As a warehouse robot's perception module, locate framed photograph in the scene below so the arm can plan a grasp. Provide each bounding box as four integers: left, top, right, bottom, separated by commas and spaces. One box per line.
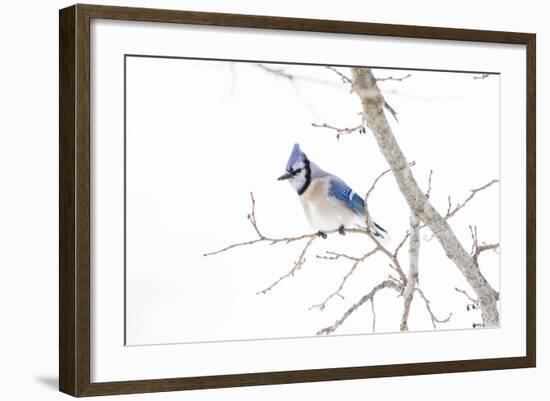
59, 4, 536, 397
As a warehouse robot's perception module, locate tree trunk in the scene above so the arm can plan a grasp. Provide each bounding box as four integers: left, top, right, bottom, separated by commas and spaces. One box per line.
351, 68, 499, 326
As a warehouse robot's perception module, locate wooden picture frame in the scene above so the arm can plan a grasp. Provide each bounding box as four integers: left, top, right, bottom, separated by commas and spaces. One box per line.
59, 3, 536, 397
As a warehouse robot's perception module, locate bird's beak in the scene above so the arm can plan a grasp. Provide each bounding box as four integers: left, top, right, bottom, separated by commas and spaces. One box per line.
277, 172, 292, 181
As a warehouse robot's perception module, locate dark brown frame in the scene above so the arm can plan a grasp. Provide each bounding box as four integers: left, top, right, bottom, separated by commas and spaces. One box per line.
59, 3, 536, 397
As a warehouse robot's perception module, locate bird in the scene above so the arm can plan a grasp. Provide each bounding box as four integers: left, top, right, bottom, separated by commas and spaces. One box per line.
277, 143, 387, 239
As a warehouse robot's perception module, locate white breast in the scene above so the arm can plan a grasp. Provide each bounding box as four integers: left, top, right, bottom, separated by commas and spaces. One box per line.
299, 177, 363, 232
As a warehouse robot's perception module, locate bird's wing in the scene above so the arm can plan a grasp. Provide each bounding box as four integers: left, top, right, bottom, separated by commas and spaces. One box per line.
327, 176, 365, 216
328, 176, 388, 238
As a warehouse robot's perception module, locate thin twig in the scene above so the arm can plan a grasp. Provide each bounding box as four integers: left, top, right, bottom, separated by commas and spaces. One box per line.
475, 243, 500, 258
256, 63, 342, 88
256, 64, 294, 80
469, 225, 500, 266
203, 237, 266, 257
317, 280, 402, 335
415, 288, 452, 329
426, 169, 434, 199
388, 275, 402, 286
455, 287, 479, 306
203, 193, 322, 256
446, 196, 453, 216
376, 73, 412, 82
422, 179, 499, 240
256, 237, 316, 294
370, 298, 377, 332
326, 66, 352, 84
315, 251, 363, 262
384, 101, 399, 123
311, 122, 364, 139
469, 225, 478, 255
366, 161, 416, 201
446, 180, 499, 219
393, 232, 410, 258
366, 231, 407, 285
358, 165, 402, 291
309, 248, 379, 311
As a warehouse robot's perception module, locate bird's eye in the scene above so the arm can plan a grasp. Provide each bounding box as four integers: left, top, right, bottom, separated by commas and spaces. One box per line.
293, 168, 302, 175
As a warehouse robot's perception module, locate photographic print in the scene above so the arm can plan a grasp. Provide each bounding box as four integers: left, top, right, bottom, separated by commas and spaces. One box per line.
60, 5, 535, 395
124, 57, 500, 346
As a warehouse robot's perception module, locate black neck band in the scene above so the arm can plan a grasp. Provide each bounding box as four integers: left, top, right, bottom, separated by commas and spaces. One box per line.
297, 158, 311, 196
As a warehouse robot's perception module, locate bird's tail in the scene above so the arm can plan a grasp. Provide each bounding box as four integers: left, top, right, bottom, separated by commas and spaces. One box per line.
372, 221, 389, 240
365, 213, 389, 241
356, 216, 390, 242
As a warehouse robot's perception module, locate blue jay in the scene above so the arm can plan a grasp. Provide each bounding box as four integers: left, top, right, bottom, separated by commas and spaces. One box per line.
278, 143, 387, 239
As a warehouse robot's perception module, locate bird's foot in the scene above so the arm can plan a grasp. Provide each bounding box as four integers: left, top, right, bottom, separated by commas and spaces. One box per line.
338, 225, 346, 236
316, 231, 328, 239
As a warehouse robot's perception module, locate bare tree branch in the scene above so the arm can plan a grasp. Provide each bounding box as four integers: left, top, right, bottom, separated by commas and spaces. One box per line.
327, 65, 404, 122
365, 166, 392, 201
415, 288, 453, 329
256, 63, 343, 89
315, 251, 364, 262
204, 192, 403, 297
365, 159, 413, 201
387, 274, 402, 287
326, 66, 352, 84
366, 230, 408, 285
400, 214, 420, 331
256, 237, 316, 295
350, 67, 500, 326
311, 121, 365, 139
455, 286, 480, 311
203, 193, 318, 256
469, 225, 500, 268
377, 73, 412, 82
474, 243, 500, 259
473, 73, 490, 80
256, 64, 294, 80
383, 101, 399, 123
426, 169, 434, 199
446, 180, 499, 219
310, 218, 413, 313
309, 248, 379, 311
362, 161, 417, 286
393, 232, 410, 258
370, 298, 377, 332
423, 180, 498, 241
317, 280, 402, 335
455, 286, 478, 304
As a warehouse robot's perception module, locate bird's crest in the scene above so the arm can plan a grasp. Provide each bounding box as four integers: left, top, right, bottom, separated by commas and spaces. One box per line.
286, 143, 307, 171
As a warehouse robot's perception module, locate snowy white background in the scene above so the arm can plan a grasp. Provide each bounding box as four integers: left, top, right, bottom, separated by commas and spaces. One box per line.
125, 58, 500, 345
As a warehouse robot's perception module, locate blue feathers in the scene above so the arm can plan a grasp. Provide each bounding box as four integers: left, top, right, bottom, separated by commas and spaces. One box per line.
279, 143, 388, 238
327, 178, 388, 236
286, 143, 306, 172
328, 177, 365, 217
